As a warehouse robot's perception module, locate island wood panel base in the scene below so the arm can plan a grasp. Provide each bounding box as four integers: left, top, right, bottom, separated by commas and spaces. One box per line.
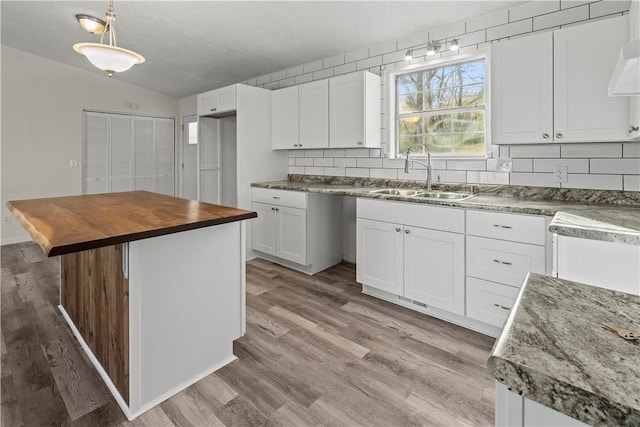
60, 244, 130, 404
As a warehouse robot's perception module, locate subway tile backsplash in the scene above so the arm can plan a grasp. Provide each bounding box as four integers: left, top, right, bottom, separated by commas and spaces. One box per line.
246, 0, 638, 192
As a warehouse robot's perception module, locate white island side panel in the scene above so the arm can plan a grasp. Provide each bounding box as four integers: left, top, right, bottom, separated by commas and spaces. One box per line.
128, 221, 245, 416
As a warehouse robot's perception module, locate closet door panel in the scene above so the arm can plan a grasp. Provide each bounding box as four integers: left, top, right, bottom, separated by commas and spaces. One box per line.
110, 116, 133, 191
134, 118, 155, 191
84, 113, 109, 194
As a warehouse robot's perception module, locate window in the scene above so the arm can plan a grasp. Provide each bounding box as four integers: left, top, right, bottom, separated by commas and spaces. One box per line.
391, 55, 487, 158
188, 121, 198, 144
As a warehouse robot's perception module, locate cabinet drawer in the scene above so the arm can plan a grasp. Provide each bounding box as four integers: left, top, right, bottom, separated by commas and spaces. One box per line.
467, 210, 547, 245
466, 277, 520, 328
467, 235, 546, 287
357, 198, 464, 233
252, 187, 307, 209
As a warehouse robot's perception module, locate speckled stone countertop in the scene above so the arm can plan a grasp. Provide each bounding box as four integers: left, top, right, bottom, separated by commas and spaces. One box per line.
488, 273, 640, 426
252, 175, 640, 245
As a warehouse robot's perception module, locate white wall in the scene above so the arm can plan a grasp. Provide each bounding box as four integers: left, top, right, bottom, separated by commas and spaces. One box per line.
242, 0, 639, 192
1, 46, 180, 245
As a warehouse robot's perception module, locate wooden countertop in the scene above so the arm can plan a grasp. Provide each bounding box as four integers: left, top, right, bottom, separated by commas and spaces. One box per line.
7, 191, 257, 257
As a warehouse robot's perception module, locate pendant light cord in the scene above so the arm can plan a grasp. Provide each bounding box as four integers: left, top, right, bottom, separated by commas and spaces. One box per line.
99, 0, 117, 47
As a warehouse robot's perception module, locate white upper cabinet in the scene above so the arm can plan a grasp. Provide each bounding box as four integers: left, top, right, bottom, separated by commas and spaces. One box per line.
554, 16, 629, 142
329, 71, 380, 148
198, 85, 236, 116
299, 79, 330, 149
492, 31, 553, 144
272, 85, 299, 150
492, 16, 630, 144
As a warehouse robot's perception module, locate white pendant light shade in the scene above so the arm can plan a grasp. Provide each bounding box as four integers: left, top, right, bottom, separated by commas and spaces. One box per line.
73, 0, 144, 76
74, 43, 144, 76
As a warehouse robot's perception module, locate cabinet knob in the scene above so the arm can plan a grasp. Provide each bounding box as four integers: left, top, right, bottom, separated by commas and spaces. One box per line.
275, 208, 279, 212
405, 229, 410, 234
630, 125, 639, 134
542, 133, 549, 139
293, 144, 298, 147
210, 108, 217, 112
395, 227, 401, 232
271, 207, 275, 211
555, 132, 563, 139
357, 141, 363, 146
299, 144, 303, 147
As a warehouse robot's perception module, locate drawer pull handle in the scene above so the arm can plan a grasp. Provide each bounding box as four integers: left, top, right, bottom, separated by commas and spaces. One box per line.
493, 259, 513, 266
395, 228, 401, 232
493, 224, 513, 229
494, 303, 510, 311
272, 196, 280, 199
405, 229, 410, 234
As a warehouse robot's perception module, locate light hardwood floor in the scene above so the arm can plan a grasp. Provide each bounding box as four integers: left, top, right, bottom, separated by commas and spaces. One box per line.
1, 242, 496, 426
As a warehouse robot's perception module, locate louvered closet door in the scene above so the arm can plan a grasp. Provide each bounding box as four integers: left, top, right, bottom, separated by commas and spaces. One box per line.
110, 116, 133, 192
155, 118, 175, 195
84, 113, 109, 194
134, 117, 154, 191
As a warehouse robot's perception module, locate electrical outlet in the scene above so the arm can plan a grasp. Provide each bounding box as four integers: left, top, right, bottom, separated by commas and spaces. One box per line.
2, 215, 12, 224
553, 166, 568, 183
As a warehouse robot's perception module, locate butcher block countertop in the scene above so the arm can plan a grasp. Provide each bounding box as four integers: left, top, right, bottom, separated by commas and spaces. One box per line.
7, 191, 257, 257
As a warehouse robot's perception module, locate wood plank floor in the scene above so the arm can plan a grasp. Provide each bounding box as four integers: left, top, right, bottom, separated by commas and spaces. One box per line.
1, 242, 496, 426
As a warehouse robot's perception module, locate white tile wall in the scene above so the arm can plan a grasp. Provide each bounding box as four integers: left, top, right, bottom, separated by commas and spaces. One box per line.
244, 1, 637, 191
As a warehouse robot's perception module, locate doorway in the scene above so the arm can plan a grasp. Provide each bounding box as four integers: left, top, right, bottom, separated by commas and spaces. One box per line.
181, 115, 198, 200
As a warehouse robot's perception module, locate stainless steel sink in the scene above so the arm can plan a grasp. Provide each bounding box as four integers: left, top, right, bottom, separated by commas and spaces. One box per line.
412, 191, 473, 200
369, 188, 423, 197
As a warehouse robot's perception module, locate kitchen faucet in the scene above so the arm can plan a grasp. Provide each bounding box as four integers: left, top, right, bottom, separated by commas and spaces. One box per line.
403, 142, 432, 191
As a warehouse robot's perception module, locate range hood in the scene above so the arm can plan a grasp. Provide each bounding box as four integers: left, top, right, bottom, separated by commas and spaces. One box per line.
608, 39, 640, 96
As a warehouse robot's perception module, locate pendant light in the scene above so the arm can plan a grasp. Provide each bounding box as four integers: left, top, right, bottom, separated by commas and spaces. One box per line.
73, 0, 144, 76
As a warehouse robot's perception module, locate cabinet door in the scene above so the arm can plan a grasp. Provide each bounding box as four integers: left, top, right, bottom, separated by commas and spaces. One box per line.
198, 86, 237, 116
251, 202, 277, 256
276, 206, 307, 264
403, 226, 465, 315
491, 31, 553, 144
356, 219, 404, 295
299, 80, 329, 149
329, 72, 365, 148
272, 86, 299, 150
554, 16, 629, 142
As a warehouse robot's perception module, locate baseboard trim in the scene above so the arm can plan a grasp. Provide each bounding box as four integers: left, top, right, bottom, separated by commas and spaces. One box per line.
1, 235, 31, 246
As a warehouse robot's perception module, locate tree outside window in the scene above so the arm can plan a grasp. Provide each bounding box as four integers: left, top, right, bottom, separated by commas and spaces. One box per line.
396, 59, 486, 157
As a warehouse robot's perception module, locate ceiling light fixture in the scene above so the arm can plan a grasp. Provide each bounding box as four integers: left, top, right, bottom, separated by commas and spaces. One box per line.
75, 14, 107, 34
73, 0, 144, 77
407, 38, 460, 59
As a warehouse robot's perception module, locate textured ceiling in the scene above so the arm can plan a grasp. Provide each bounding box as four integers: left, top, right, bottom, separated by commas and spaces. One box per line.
1, 1, 525, 98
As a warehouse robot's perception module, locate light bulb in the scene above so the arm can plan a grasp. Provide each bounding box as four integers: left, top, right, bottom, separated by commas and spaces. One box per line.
405, 49, 413, 61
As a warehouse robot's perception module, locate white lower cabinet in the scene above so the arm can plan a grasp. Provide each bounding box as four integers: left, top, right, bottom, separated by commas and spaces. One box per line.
403, 227, 465, 314
252, 202, 306, 264
555, 235, 640, 295
356, 218, 403, 295
356, 199, 465, 315
467, 278, 520, 327
466, 210, 550, 329
496, 382, 588, 427
251, 188, 342, 275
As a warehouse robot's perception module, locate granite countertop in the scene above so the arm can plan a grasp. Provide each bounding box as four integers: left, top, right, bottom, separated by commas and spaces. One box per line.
488, 273, 640, 426
252, 177, 640, 245
7, 191, 256, 256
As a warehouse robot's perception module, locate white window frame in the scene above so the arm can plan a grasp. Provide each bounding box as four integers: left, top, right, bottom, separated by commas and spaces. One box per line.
385, 49, 491, 160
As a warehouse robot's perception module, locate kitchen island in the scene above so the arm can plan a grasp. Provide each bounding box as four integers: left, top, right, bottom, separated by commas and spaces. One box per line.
488, 273, 640, 426
7, 191, 256, 420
